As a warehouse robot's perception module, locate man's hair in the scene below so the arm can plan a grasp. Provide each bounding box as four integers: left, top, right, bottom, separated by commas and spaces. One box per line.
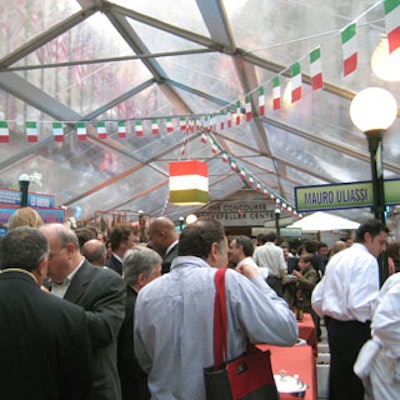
109, 223, 138, 251
82, 239, 107, 265
123, 246, 162, 286
178, 218, 225, 260
232, 235, 254, 257
0, 227, 49, 272
355, 218, 389, 243
265, 231, 277, 243
73, 227, 97, 248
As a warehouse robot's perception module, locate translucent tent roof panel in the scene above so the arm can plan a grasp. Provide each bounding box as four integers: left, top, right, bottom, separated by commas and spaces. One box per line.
0, 1, 80, 55
114, 0, 210, 37
0, 0, 399, 224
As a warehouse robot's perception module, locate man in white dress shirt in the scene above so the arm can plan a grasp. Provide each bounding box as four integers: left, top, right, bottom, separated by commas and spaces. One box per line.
312, 218, 388, 400
253, 231, 287, 296
354, 272, 400, 399
228, 235, 269, 279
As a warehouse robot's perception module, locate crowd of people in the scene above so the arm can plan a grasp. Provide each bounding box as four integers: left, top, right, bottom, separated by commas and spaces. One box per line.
1, 206, 400, 399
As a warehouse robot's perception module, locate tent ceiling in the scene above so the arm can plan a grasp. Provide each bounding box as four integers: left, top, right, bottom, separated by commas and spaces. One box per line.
0, 0, 399, 224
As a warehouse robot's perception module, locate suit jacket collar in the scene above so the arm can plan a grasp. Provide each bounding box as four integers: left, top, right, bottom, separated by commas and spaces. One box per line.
64, 259, 92, 303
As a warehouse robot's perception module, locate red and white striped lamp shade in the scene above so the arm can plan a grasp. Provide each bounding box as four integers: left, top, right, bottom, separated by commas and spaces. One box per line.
169, 160, 208, 205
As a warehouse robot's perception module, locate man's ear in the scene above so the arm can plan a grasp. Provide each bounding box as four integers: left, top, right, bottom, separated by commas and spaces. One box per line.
34, 257, 48, 286
208, 242, 219, 265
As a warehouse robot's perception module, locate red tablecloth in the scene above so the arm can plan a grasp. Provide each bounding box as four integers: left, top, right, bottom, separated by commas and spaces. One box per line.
297, 313, 318, 356
256, 344, 317, 400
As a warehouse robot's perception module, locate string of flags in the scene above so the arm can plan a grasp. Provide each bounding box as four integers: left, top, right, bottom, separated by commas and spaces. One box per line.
195, 125, 299, 216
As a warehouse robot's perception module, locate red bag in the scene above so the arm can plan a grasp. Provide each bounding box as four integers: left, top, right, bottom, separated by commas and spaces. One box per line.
203, 268, 279, 400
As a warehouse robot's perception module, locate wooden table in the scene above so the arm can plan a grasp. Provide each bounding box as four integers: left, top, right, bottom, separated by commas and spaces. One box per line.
297, 313, 318, 356
256, 344, 317, 400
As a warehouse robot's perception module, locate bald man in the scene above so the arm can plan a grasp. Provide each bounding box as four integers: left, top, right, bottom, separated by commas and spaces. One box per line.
148, 217, 179, 274
82, 239, 108, 267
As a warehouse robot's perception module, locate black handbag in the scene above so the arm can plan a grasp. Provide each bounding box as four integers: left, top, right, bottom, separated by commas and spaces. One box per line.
203, 268, 279, 400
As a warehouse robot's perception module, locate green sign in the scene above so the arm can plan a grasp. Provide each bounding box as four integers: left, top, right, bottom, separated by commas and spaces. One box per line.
295, 179, 400, 212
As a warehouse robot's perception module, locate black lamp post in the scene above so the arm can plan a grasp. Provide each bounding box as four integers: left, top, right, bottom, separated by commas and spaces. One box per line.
18, 174, 30, 208
179, 216, 185, 232
275, 208, 281, 244
350, 87, 397, 287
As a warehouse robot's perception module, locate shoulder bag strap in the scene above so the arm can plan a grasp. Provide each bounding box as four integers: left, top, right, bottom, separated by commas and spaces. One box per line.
213, 267, 228, 370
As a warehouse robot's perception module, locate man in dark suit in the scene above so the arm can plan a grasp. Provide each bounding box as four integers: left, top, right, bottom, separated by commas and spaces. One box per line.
106, 223, 140, 275
148, 217, 179, 274
40, 223, 126, 400
118, 246, 162, 400
0, 227, 92, 400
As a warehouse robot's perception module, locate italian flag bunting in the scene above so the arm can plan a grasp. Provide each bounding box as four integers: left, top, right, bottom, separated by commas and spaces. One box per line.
26, 121, 38, 143
245, 95, 252, 121
179, 116, 187, 131
248, 175, 255, 186
118, 121, 126, 138
53, 122, 64, 142
76, 122, 87, 141
97, 122, 107, 139
291, 62, 302, 103
258, 86, 265, 116
230, 159, 237, 172
239, 168, 246, 179
151, 119, 159, 135
222, 152, 229, 163
272, 76, 281, 110
256, 182, 262, 192
309, 47, 323, 90
166, 118, 174, 133
341, 23, 358, 76
135, 120, 143, 137
236, 100, 241, 125
0, 121, 9, 143
384, 0, 400, 53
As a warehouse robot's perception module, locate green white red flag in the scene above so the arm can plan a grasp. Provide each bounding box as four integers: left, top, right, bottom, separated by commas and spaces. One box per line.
118, 121, 126, 138
135, 120, 143, 136
245, 95, 252, 121
76, 122, 87, 141
211, 142, 219, 154
180, 116, 187, 131
341, 23, 358, 76
291, 62, 302, 103
222, 152, 228, 162
200, 132, 207, 144
309, 47, 323, 90
230, 159, 237, 172
0, 121, 9, 143
236, 100, 241, 125
258, 86, 265, 116
53, 122, 64, 142
166, 118, 174, 133
384, 0, 400, 53
227, 110, 233, 128
151, 119, 159, 134
272, 76, 281, 110
97, 122, 107, 139
26, 121, 38, 143
219, 111, 226, 130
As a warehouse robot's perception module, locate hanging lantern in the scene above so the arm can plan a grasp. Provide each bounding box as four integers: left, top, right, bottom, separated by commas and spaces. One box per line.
169, 160, 209, 205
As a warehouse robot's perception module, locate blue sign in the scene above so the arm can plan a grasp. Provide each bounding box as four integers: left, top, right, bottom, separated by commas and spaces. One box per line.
0, 188, 55, 209
0, 207, 64, 224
